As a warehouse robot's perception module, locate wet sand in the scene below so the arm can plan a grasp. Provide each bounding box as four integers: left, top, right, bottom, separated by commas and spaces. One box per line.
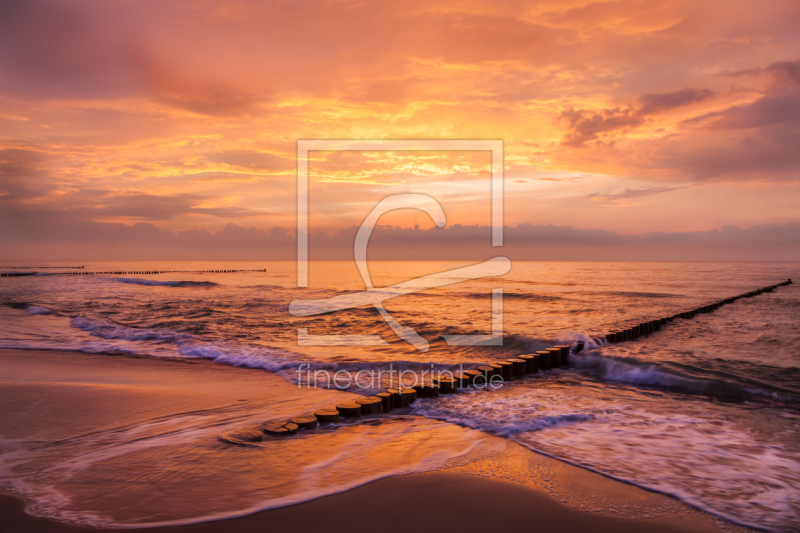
3, 472, 727, 533
0, 349, 745, 532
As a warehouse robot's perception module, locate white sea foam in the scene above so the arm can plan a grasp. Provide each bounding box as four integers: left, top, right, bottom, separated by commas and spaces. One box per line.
553, 330, 606, 350
573, 352, 708, 390
0, 416, 486, 528
25, 305, 51, 314
413, 385, 800, 532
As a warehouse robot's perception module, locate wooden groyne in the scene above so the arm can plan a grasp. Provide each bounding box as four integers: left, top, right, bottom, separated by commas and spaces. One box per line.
583, 278, 793, 350
0, 266, 85, 269
255, 278, 793, 440
1, 268, 267, 277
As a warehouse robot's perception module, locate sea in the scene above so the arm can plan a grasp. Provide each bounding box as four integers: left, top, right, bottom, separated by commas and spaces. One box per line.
0, 261, 798, 531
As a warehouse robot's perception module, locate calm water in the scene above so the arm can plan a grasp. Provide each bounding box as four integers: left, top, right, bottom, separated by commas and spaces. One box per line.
0, 261, 798, 531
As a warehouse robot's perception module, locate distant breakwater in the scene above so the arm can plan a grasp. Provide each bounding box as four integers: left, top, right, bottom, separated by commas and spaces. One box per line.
1, 268, 266, 277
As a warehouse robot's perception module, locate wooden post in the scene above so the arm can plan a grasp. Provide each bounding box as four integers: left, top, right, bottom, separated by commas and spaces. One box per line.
465, 369, 483, 385
423, 379, 441, 397
477, 365, 494, 379
507, 358, 526, 377
388, 388, 404, 407
498, 361, 514, 380
290, 416, 318, 430
453, 372, 471, 388
377, 392, 393, 412
435, 377, 456, 394
336, 402, 363, 418
536, 350, 551, 370
555, 345, 570, 366
475, 366, 494, 387
488, 363, 503, 377
263, 421, 300, 436
519, 354, 537, 373
547, 347, 562, 367
356, 396, 384, 415
401, 388, 417, 405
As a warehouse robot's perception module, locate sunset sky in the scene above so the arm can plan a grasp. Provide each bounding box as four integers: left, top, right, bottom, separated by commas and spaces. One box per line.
1, 0, 799, 260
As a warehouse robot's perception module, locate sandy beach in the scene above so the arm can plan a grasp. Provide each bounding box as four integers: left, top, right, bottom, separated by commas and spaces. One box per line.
2, 471, 731, 533
0, 348, 752, 533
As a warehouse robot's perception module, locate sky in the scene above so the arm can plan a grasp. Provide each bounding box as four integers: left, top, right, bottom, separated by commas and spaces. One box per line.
1, 0, 799, 260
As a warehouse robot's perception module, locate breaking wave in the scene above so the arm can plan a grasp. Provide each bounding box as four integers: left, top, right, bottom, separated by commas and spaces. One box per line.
114, 278, 218, 287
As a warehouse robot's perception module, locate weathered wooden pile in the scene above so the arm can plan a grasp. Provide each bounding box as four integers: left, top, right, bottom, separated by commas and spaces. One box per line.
259, 345, 572, 438
587, 279, 793, 347
257, 278, 793, 440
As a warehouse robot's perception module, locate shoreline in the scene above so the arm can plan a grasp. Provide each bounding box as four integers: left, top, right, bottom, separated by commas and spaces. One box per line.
2, 472, 731, 533
0, 348, 756, 533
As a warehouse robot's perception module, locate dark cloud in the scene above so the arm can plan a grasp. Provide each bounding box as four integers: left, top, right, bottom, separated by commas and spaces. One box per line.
722, 59, 800, 86
658, 73, 800, 180
560, 87, 715, 147
0, 148, 46, 176
707, 92, 800, 130
559, 107, 645, 147
0, 148, 59, 201
765, 60, 800, 85
2, 213, 799, 261
0, 0, 269, 115
0, 0, 142, 100
144, 71, 271, 116
559, 59, 800, 180
638, 88, 715, 116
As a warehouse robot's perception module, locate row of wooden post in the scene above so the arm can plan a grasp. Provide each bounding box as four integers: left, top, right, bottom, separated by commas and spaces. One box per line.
0, 269, 267, 277
0, 266, 85, 269
588, 279, 792, 346
260, 345, 573, 438
250, 278, 793, 440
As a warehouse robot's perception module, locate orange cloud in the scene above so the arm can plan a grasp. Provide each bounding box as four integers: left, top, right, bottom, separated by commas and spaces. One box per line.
1, 0, 799, 255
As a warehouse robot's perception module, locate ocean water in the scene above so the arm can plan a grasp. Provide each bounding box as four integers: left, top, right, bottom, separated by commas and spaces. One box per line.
0, 261, 798, 530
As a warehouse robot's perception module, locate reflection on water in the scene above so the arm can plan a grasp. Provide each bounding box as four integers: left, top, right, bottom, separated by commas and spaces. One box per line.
0, 261, 798, 530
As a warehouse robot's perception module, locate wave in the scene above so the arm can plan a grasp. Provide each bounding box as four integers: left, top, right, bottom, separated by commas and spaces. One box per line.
414, 399, 600, 437
571, 351, 799, 405
25, 305, 51, 314
69, 315, 300, 370
114, 277, 218, 287
576, 290, 680, 299
65, 315, 552, 395
553, 330, 607, 350
26, 308, 798, 407
66, 315, 462, 389
664, 359, 800, 396
456, 291, 566, 302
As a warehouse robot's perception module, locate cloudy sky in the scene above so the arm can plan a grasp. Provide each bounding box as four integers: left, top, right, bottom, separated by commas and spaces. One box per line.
1, 0, 799, 259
